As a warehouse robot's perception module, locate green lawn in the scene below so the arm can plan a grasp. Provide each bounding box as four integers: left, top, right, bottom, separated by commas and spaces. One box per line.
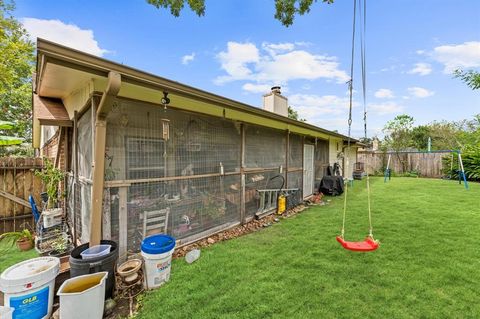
0, 242, 38, 273
137, 177, 479, 319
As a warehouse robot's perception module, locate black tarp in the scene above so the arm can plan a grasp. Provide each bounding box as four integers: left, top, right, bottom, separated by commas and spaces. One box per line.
319, 165, 344, 196
319, 176, 344, 196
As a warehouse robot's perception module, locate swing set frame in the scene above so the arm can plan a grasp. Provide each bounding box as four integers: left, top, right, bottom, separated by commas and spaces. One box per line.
383, 150, 469, 190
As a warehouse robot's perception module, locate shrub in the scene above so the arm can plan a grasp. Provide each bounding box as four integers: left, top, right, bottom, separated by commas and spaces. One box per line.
442, 147, 480, 181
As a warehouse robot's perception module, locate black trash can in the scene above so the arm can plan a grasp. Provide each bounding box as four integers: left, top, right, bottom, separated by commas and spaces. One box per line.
69, 240, 118, 298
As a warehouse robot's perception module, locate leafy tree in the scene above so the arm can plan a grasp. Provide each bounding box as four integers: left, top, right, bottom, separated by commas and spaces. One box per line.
383, 115, 414, 151
287, 105, 305, 121
382, 114, 414, 172
0, 0, 35, 155
428, 121, 460, 151
453, 69, 480, 90
410, 125, 430, 150
0, 120, 23, 145
454, 114, 480, 148
146, 0, 334, 27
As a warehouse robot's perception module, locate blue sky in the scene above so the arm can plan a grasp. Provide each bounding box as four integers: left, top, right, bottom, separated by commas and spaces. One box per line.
16, 0, 480, 137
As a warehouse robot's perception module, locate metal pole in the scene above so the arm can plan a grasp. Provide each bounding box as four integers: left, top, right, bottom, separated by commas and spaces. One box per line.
458, 152, 469, 190
384, 154, 391, 183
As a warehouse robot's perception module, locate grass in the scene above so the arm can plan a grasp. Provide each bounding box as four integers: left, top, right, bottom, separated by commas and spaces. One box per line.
137, 177, 479, 319
0, 241, 38, 273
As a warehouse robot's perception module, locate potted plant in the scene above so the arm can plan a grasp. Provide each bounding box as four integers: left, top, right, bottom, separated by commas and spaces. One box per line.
35, 158, 65, 228
0, 229, 34, 251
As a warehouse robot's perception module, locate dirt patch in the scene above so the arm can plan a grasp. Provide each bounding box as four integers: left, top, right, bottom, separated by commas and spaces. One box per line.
173, 203, 311, 259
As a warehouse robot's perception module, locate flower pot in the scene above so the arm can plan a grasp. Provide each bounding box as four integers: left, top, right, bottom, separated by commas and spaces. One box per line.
117, 259, 142, 283
16, 238, 33, 251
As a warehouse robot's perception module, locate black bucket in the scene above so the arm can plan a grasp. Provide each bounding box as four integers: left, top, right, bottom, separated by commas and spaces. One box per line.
69, 240, 118, 298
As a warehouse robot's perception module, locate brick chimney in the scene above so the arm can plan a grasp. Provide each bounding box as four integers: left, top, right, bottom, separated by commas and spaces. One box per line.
263, 86, 288, 117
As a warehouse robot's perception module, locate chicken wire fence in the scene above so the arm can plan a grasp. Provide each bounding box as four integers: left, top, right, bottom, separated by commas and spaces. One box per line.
67, 97, 330, 251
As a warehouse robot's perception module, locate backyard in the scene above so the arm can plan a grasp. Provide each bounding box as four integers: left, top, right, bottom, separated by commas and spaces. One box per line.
137, 177, 479, 319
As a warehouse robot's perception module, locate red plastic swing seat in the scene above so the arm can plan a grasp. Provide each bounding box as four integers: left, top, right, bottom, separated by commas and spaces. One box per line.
336, 236, 379, 252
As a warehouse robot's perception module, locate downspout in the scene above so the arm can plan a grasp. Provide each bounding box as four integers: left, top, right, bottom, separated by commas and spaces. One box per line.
90, 71, 121, 246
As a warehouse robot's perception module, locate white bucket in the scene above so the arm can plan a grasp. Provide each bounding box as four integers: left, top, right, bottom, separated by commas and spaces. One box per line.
141, 234, 176, 289
0, 306, 15, 319
0, 257, 60, 319
57, 271, 108, 319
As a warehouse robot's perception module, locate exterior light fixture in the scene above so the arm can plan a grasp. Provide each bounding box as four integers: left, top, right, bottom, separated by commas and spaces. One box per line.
161, 91, 170, 110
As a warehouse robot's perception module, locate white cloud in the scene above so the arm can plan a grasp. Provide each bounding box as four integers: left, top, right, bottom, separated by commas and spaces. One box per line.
242, 83, 272, 94
289, 94, 353, 121
407, 87, 435, 98
181, 53, 195, 65
256, 50, 350, 83
214, 41, 349, 87
22, 18, 107, 56
368, 102, 403, 115
431, 41, 480, 73
262, 42, 295, 56
374, 88, 395, 99
215, 42, 259, 84
408, 63, 432, 76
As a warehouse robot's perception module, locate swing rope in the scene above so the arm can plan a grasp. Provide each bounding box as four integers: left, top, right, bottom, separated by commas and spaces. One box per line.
341, 0, 374, 240
341, 0, 357, 239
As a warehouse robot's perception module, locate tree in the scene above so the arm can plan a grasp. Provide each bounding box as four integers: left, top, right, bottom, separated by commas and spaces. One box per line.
410, 125, 431, 150
146, 0, 334, 27
382, 114, 414, 172
0, 120, 23, 145
453, 69, 480, 90
287, 105, 305, 121
0, 0, 35, 155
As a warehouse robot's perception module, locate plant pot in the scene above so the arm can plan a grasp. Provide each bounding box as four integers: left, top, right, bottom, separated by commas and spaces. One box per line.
16, 238, 33, 251
117, 259, 142, 283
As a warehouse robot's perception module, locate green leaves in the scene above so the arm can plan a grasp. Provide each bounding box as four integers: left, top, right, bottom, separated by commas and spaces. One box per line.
0, 120, 23, 145
146, 0, 205, 17
274, 0, 334, 27
146, 0, 334, 27
0, 1, 35, 155
0, 135, 23, 146
453, 69, 480, 90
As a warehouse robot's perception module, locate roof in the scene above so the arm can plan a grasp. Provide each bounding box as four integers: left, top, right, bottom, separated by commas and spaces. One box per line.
33, 94, 72, 127
35, 38, 356, 142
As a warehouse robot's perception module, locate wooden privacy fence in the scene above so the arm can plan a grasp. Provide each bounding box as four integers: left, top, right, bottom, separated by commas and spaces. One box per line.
358, 151, 450, 178
0, 157, 44, 233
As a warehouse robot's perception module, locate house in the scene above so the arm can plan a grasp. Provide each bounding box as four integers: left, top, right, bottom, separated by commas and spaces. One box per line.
32, 39, 360, 257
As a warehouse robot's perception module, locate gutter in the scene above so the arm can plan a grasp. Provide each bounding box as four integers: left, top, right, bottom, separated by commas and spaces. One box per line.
36, 38, 357, 142
90, 71, 121, 246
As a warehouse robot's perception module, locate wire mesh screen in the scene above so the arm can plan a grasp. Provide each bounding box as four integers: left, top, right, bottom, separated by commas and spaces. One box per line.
66, 174, 75, 237
245, 170, 285, 218
77, 108, 92, 180
287, 171, 302, 189
103, 98, 242, 250
66, 106, 94, 244
289, 134, 303, 168
108, 187, 120, 244
314, 139, 329, 180
245, 125, 286, 168
78, 180, 92, 243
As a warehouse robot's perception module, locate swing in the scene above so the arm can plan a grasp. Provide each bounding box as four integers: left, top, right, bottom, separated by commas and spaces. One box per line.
336, 0, 379, 252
